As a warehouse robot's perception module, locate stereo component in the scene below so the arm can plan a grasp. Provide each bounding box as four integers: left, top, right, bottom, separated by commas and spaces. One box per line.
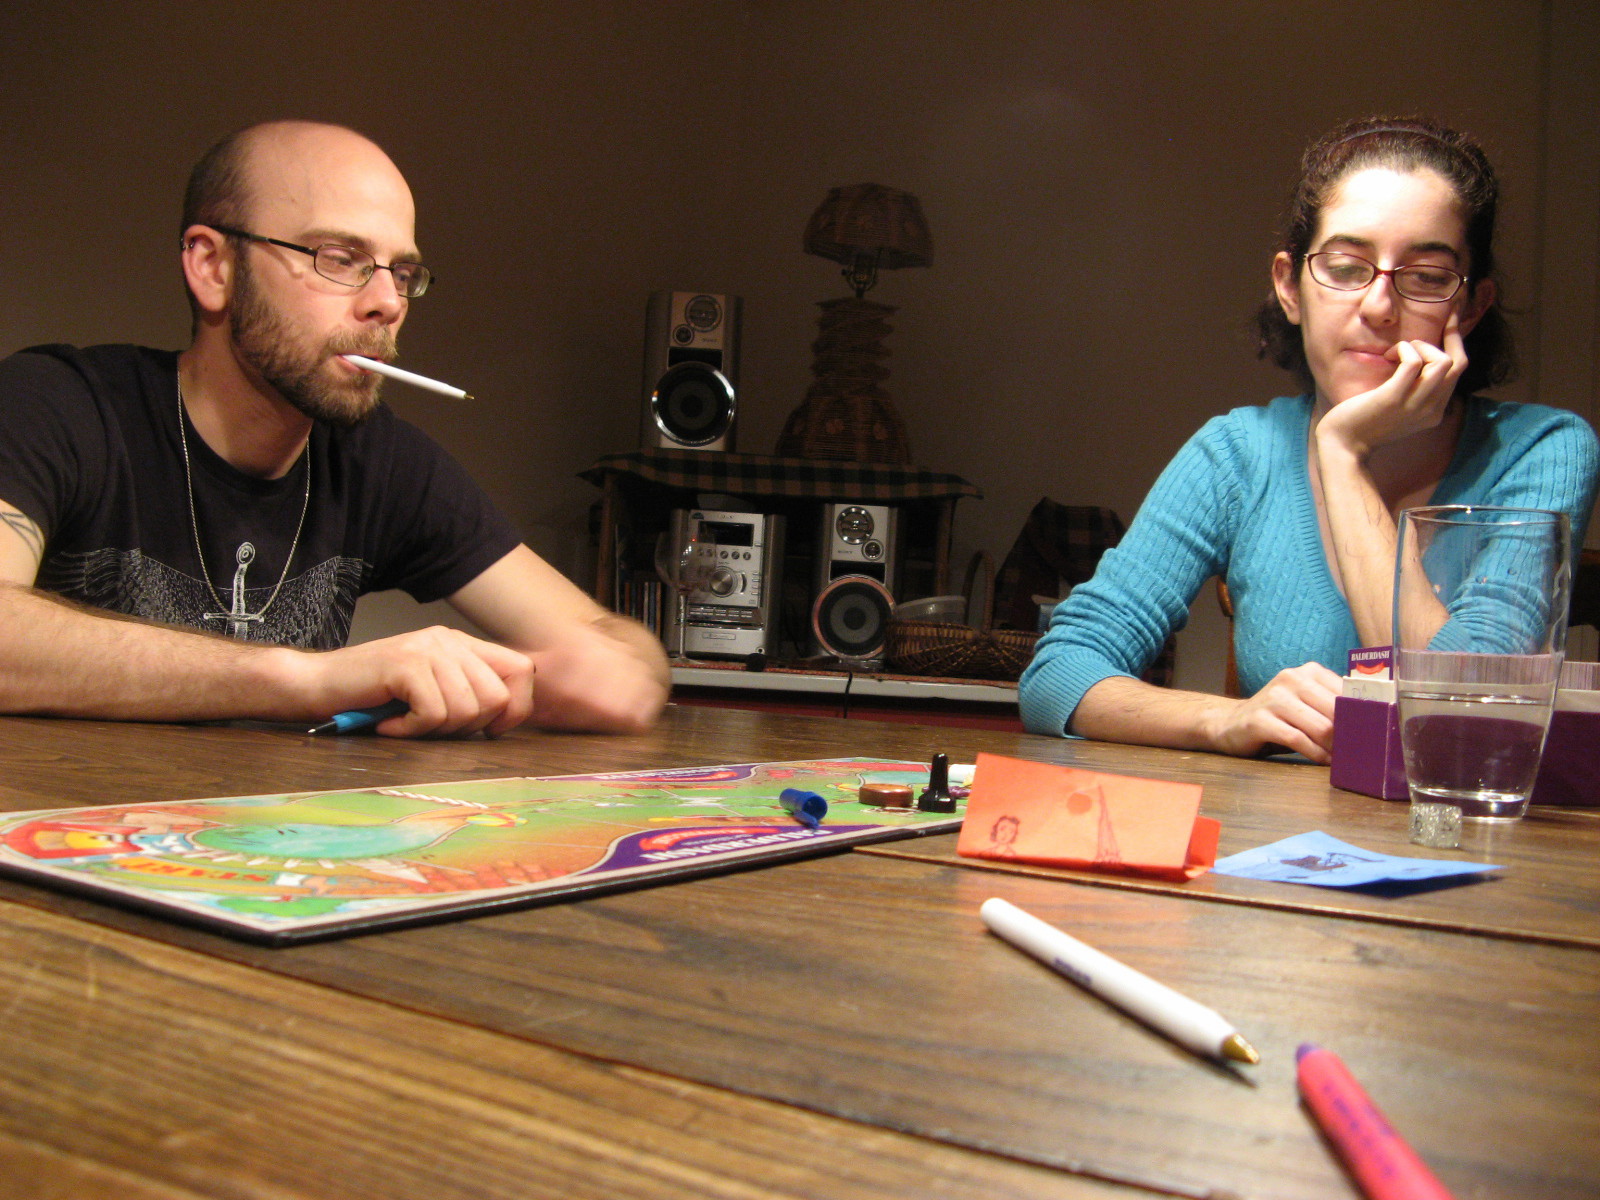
808, 502, 898, 660
641, 291, 740, 451
810, 574, 895, 662
665, 507, 781, 659
814, 502, 897, 591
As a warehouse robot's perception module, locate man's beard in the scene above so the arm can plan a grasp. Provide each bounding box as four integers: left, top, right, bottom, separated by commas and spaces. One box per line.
230, 255, 397, 428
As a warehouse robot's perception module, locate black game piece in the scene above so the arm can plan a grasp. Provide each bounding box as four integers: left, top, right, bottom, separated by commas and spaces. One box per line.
917, 752, 957, 813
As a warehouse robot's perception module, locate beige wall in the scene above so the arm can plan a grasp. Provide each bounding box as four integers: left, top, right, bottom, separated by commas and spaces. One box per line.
3, 1, 1594, 693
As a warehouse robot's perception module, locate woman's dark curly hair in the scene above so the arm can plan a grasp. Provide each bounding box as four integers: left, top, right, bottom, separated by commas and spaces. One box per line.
1253, 115, 1515, 396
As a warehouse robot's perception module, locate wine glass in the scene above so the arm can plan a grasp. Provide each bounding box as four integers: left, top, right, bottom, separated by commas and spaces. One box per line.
655, 517, 714, 660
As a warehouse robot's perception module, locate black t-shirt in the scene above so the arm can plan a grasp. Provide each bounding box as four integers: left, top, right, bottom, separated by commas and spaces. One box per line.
0, 344, 521, 649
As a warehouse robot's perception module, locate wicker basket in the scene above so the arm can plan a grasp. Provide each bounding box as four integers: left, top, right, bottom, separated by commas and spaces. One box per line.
885, 553, 1040, 681
884, 621, 1038, 679
774, 388, 911, 463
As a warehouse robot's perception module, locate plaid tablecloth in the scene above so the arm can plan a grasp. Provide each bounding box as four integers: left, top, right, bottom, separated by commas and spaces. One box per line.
580, 450, 981, 502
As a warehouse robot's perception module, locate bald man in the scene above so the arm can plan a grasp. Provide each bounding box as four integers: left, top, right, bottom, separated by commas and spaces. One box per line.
0, 121, 668, 737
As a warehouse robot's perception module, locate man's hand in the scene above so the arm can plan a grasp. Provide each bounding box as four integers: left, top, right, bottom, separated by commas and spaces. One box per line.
446, 546, 670, 735
525, 624, 669, 733
289, 626, 536, 738
1199, 661, 1344, 764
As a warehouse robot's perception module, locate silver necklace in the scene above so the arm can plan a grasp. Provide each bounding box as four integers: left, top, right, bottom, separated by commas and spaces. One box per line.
177, 372, 310, 637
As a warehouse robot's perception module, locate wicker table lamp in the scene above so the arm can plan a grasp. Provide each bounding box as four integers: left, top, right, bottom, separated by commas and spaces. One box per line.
776, 183, 932, 464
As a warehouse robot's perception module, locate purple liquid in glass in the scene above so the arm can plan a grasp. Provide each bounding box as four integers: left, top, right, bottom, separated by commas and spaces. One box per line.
1400, 706, 1549, 819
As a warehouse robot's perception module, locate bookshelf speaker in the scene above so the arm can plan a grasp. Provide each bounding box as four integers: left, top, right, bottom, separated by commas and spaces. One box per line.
641, 291, 739, 451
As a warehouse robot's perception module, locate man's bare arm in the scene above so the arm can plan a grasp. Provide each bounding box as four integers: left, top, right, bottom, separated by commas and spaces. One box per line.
0, 582, 292, 719
0, 501, 536, 735
0, 507, 42, 564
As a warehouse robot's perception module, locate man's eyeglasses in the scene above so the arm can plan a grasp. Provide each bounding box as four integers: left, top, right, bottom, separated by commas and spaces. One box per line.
210, 226, 433, 298
1305, 251, 1465, 304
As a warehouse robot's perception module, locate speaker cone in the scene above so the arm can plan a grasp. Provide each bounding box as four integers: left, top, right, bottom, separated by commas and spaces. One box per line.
650, 363, 736, 447
812, 575, 894, 660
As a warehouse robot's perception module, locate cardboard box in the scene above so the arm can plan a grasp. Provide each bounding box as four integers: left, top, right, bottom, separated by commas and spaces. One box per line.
1330, 663, 1599, 807
1330, 687, 1408, 801
1532, 695, 1600, 807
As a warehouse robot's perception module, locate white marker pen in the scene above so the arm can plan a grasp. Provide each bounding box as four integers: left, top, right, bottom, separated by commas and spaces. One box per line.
980, 896, 1259, 1064
342, 355, 474, 401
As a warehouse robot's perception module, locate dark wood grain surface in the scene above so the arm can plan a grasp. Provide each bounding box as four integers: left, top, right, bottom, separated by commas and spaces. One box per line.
2, 707, 1597, 1199
14, 846, 1598, 1200
0, 899, 1135, 1200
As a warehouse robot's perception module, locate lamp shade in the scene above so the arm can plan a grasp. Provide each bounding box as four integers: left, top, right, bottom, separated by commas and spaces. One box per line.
803, 184, 932, 269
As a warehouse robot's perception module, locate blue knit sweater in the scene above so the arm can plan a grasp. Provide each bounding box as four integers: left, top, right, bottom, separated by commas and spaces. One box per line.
1019, 395, 1599, 736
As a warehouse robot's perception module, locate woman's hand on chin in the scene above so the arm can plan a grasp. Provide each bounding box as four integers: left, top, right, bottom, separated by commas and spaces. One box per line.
1318, 310, 1468, 461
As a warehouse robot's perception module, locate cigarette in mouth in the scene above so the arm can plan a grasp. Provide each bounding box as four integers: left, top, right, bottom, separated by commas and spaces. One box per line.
342, 355, 473, 400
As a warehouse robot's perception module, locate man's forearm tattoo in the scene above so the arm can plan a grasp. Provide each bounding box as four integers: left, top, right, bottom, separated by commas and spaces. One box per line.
0, 509, 43, 559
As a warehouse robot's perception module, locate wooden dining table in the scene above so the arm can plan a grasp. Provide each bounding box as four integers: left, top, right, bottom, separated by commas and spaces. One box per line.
0, 703, 1595, 1200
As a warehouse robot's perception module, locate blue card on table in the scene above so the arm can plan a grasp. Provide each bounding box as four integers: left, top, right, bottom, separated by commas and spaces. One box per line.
1212, 831, 1500, 888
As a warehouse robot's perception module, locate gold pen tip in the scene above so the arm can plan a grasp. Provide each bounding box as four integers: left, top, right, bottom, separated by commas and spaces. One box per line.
1222, 1034, 1260, 1065
463, 392, 475, 401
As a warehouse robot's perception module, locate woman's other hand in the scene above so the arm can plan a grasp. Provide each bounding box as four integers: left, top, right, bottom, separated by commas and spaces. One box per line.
1200, 661, 1344, 764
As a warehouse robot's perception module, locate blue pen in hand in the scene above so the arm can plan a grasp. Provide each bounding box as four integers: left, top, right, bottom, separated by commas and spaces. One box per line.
308, 698, 410, 736
779, 788, 828, 830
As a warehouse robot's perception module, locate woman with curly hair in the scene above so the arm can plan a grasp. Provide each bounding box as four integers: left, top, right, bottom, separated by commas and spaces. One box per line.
1021, 116, 1597, 763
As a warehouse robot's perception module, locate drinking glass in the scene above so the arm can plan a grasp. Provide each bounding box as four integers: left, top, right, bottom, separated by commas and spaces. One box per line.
654, 518, 715, 660
1393, 506, 1571, 822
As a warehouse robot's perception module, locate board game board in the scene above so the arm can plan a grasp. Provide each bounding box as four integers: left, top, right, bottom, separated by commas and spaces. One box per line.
0, 758, 962, 944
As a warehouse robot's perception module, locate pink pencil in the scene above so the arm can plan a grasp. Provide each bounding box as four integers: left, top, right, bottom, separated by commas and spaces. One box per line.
1297, 1044, 1456, 1200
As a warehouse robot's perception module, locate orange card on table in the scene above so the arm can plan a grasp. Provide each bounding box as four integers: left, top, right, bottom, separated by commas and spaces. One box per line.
956, 752, 1219, 880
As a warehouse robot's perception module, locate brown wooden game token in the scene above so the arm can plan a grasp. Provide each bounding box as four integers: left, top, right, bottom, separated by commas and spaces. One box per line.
859, 783, 914, 808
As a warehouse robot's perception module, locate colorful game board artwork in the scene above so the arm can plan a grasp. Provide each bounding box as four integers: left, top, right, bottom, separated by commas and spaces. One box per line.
0, 759, 959, 943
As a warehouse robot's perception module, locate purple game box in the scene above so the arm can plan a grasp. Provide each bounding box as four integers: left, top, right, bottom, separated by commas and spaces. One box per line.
1330, 692, 1410, 800
1330, 656, 1600, 807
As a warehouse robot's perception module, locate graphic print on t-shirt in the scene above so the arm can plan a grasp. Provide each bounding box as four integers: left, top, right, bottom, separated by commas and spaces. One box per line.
39, 547, 367, 649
